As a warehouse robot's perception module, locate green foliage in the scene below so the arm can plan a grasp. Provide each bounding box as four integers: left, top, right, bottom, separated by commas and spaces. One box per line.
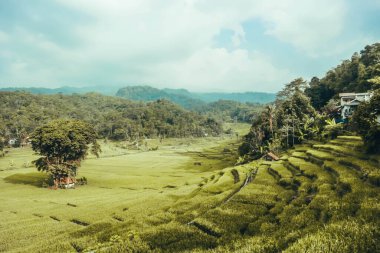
305, 77, 335, 109
31, 119, 100, 180
322, 118, 344, 139
84, 233, 150, 253
240, 78, 318, 158
116, 85, 206, 110
285, 219, 380, 253
116, 85, 276, 107
351, 89, 380, 153
363, 126, 380, 154
305, 43, 380, 109
1, 132, 379, 252
0, 92, 223, 142
196, 99, 265, 123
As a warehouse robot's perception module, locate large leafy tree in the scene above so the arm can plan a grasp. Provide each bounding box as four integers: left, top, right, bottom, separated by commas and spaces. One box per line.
276, 79, 316, 147
31, 119, 100, 186
305, 77, 335, 110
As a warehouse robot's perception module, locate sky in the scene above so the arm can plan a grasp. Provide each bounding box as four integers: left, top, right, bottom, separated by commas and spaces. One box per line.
0, 0, 379, 93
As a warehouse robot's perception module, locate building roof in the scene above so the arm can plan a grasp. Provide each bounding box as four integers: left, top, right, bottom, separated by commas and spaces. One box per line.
266, 152, 280, 161
339, 92, 372, 97
339, 93, 356, 97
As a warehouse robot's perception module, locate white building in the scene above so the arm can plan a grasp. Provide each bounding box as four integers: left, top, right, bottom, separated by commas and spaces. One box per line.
339, 92, 373, 119
8, 138, 17, 146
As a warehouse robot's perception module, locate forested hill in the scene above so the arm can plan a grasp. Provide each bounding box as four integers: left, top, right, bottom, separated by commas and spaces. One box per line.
306, 42, 380, 109
239, 42, 380, 162
0, 86, 119, 96
116, 86, 276, 108
0, 85, 276, 109
0, 92, 222, 143
115, 86, 206, 110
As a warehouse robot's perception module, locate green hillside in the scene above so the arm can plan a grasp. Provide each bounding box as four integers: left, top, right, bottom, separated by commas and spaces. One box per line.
1, 133, 377, 252
0, 86, 119, 96
0, 92, 222, 143
119, 135, 378, 252
116, 86, 206, 110
116, 86, 276, 109
194, 91, 276, 104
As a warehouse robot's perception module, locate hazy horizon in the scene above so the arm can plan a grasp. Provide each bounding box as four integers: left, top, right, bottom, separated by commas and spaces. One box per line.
0, 83, 280, 94
1, 0, 380, 92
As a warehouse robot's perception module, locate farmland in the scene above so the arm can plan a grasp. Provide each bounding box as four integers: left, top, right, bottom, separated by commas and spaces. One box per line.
0, 123, 380, 252
0, 124, 248, 252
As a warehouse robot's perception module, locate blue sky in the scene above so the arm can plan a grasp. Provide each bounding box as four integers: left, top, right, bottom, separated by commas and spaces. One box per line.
0, 0, 379, 92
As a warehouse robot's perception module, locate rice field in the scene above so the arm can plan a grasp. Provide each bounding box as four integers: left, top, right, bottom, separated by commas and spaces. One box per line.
0, 130, 379, 252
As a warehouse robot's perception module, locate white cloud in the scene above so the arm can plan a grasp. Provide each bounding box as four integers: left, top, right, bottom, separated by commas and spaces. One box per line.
142, 48, 292, 92
257, 0, 347, 56
1, 0, 353, 91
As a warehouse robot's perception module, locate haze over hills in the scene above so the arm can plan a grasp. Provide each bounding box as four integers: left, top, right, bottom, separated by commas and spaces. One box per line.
0, 85, 276, 109
116, 86, 276, 108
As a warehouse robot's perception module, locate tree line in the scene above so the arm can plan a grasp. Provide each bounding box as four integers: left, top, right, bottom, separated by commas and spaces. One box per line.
0, 92, 223, 149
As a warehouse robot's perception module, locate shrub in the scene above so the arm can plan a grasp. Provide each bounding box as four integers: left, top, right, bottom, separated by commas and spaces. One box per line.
322, 119, 344, 140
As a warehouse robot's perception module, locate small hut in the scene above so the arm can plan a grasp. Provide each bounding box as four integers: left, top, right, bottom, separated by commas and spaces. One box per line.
54, 177, 76, 189
264, 152, 280, 161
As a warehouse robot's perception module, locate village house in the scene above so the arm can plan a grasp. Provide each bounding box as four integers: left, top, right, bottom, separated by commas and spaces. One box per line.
339, 92, 373, 120
8, 138, 17, 146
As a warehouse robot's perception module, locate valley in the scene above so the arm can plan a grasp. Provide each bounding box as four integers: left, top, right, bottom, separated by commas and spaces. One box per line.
1, 123, 379, 252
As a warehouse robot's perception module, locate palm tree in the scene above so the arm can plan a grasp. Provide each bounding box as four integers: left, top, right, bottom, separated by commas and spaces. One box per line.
265, 104, 276, 136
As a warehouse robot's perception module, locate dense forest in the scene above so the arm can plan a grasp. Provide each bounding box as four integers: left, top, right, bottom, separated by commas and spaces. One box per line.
305, 43, 380, 109
240, 43, 380, 159
116, 86, 265, 123
0, 92, 223, 147
196, 100, 264, 123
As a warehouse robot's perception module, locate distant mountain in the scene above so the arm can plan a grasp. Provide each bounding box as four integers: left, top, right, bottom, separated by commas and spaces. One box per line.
194, 92, 276, 104
116, 86, 276, 108
116, 86, 206, 110
0, 86, 119, 96
0, 85, 276, 108
162, 88, 193, 97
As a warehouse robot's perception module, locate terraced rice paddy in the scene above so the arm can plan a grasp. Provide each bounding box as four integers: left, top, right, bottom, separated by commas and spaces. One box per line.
0, 133, 379, 252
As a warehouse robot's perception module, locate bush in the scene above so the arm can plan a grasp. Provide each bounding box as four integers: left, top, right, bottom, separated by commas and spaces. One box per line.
322, 119, 344, 140
363, 125, 380, 153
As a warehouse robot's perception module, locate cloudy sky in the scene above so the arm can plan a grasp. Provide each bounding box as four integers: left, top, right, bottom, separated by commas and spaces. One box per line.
0, 0, 379, 92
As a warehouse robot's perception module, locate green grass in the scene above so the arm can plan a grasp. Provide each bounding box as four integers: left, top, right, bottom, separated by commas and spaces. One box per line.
336, 136, 362, 141
306, 149, 335, 161
0, 131, 379, 252
313, 144, 363, 158
270, 162, 293, 178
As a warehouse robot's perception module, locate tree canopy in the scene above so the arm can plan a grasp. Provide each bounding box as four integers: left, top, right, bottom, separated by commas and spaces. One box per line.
351, 89, 380, 153
31, 119, 100, 183
0, 92, 223, 145
305, 43, 380, 109
240, 43, 380, 160
239, 78, 317, 159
